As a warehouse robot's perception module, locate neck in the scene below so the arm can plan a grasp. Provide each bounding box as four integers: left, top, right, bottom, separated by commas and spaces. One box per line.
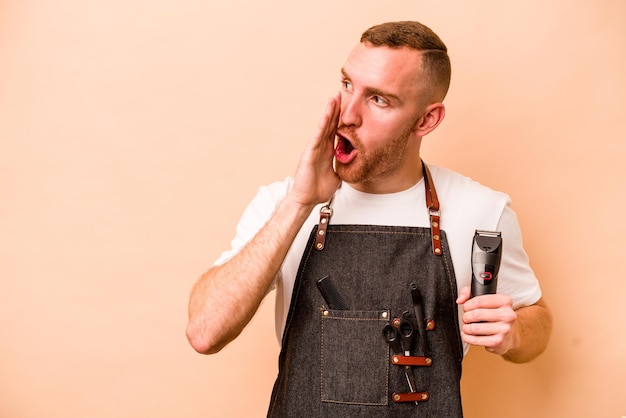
349, 159, 424, 194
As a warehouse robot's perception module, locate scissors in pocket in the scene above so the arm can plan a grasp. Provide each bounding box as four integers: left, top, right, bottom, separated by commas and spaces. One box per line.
382, 313, 418, 398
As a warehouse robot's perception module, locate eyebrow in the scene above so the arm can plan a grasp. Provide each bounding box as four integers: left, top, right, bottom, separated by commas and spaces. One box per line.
341, 68, 402, 104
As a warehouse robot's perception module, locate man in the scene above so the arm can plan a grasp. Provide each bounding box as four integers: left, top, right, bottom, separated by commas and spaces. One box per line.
186, 21, 552, 416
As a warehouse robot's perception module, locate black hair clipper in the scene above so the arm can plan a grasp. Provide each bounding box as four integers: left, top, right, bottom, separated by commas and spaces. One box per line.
470, 230, 502, 297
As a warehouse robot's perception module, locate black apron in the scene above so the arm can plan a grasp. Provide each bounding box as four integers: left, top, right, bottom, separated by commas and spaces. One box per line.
268, 164, 464, 417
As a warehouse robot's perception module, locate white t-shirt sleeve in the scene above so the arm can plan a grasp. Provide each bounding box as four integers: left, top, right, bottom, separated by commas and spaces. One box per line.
495, 202, 543, 309
213, 178, 292, 269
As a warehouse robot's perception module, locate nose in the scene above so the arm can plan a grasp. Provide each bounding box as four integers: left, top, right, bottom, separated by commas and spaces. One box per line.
339, 92, 362, 127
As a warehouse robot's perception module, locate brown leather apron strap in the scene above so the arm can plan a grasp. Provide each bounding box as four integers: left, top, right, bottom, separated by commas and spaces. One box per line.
422, 162, 442, 256
314, 205, 332, 251
391, 354, 433, 367
392, 391, 430, 403
315, 162, 443, 255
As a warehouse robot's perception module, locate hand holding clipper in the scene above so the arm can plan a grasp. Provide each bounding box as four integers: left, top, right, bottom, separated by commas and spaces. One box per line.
470, 230, 502, 298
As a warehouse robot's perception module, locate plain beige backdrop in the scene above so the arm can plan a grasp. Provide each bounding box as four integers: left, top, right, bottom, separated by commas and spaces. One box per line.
2, 0, 625, 417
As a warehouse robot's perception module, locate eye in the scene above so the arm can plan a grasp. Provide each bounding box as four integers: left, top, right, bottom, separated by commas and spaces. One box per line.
372, 95, 388, 107
341, 79, 352, 90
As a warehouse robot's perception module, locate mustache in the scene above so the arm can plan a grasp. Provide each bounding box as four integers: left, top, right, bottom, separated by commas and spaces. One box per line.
336, 126, 360, 146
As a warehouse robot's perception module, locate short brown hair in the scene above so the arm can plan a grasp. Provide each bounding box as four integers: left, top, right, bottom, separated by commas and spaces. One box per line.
361, 21, 451, 102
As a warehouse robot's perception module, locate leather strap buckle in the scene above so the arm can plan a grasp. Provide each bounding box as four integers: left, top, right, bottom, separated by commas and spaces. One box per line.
315, 204, 332, 251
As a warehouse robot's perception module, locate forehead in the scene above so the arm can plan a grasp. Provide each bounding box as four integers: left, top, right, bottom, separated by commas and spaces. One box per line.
342, 43, 424, 97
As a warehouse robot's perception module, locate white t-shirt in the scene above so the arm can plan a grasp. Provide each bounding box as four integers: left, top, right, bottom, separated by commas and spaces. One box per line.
215, 165, 542, 355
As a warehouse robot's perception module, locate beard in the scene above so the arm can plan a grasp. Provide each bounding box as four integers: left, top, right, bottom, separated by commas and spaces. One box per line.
335, 123, 415, 185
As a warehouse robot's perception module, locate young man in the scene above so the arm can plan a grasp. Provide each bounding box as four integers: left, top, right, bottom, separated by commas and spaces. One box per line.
187, 21, 552, 416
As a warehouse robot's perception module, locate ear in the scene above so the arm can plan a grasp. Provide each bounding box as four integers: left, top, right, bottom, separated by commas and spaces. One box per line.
412, 103, 446, 137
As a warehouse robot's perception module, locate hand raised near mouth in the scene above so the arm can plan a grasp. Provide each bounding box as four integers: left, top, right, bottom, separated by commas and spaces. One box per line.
290, 92, 342, 209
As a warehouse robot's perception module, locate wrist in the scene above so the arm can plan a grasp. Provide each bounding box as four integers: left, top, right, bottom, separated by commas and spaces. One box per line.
277, 192, 318, 224
282, 187, 321, 213
501, 324, 523, 361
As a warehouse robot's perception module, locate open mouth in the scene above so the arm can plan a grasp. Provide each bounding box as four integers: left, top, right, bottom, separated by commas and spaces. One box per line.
334, 133, 357, 164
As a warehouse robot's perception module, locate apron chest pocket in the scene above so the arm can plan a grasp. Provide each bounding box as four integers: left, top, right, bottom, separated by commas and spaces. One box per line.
320, 309, 390, 406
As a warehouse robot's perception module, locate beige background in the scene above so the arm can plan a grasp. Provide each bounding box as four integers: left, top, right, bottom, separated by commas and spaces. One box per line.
2, 0, 625, 417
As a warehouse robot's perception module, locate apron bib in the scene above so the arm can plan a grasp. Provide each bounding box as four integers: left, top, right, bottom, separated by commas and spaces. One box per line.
268, 164, 464, 417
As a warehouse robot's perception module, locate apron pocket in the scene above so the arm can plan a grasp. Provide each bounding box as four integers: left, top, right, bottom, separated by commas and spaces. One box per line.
320, 309, 390, 406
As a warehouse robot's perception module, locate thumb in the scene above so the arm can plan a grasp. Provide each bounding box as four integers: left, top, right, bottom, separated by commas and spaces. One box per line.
456, 286, 471, 305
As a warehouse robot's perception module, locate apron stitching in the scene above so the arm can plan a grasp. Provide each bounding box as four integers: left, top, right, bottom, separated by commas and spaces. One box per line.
320, 312, 390, 406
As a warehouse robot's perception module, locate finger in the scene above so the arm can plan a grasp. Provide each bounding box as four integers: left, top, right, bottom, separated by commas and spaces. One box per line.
317, 93, 340, 140
456, 286, 471, 304
329, 91, 341, 132
462, 306, 517, 327
462, 319, 513, 337
325, 95, 340, 143
463, 293, 513, 312
460, 331, 509, 354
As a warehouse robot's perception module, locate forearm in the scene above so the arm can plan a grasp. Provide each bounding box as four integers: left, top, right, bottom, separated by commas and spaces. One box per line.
187, 94, 341, 355
502, 298, 553, 363
186, 195, 315, 354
